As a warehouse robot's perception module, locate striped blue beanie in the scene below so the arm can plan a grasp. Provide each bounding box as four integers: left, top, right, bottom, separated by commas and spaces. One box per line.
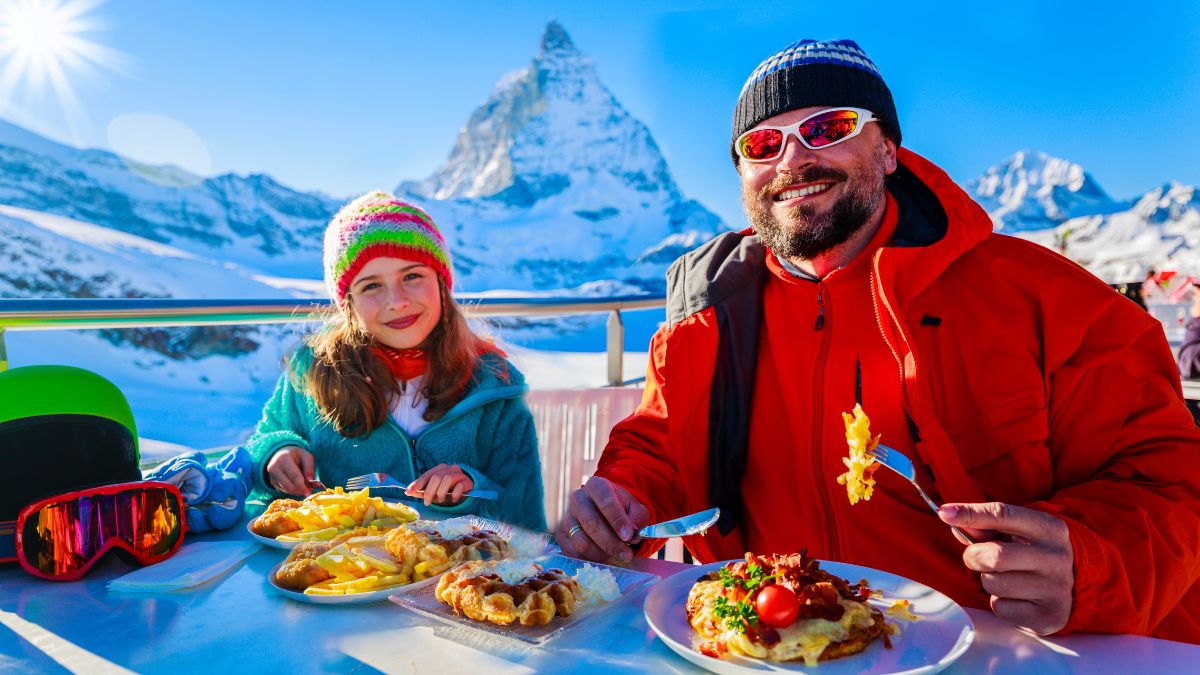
732, 39, 900, 164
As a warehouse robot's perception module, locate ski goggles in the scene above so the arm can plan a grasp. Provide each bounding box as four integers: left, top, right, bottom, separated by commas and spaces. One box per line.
735, 107, 878, 162
4, 481, 185, 581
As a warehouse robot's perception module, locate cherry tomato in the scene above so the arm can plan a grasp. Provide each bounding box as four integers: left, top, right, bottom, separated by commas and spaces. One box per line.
755, 585, 799, 627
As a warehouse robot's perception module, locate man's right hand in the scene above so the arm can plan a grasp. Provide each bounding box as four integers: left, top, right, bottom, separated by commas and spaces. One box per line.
556, 476, 650, 566
266, 445, 317, 497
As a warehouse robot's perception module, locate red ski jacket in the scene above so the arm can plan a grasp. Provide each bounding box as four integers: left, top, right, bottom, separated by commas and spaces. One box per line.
596, 149, 1200, 642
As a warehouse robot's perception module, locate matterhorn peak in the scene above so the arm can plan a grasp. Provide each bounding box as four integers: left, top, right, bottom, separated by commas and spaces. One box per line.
540, 19, 578, 56
402, 20, 681, 208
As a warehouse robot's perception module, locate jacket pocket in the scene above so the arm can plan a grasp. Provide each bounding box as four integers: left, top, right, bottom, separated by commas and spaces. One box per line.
945, 396, 1053, 504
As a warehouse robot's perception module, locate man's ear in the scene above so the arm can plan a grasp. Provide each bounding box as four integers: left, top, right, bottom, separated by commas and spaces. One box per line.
882, 136, 899, 175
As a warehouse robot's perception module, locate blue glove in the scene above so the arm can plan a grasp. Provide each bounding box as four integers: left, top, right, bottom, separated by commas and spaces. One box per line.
146, 447, 253, 533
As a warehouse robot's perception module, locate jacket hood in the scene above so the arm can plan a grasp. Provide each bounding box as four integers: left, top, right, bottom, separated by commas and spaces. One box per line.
880, 148, 995, 304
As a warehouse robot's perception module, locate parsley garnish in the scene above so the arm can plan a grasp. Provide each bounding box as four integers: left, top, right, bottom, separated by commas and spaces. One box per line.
718, 562, 779, 593
712, 595, 758, 633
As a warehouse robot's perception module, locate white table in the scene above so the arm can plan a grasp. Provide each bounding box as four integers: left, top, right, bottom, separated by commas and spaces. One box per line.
0, 522, 1195, 674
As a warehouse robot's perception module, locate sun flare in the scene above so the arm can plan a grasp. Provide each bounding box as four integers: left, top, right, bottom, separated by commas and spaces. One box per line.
0, 0, 126, 130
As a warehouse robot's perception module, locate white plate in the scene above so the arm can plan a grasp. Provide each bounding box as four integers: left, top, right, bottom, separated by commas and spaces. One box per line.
389, 554, 659, 644
645, 559, 975, 675
268, 561, 432, 605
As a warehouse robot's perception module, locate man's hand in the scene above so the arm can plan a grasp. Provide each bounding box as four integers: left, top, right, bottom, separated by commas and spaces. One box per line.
939, 502, 1074, 635
556, 476, 650, 566
266, 445, 317, 497
406, 464, 474, 506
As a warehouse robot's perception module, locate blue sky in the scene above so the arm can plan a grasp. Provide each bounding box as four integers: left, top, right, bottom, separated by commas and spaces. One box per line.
5, 0, 1198, 228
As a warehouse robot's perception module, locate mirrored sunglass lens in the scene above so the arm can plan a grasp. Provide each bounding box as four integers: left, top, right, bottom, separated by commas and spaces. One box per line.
21, 487, 181, 575
799, 110, 860, 147
739, 128, 784, 160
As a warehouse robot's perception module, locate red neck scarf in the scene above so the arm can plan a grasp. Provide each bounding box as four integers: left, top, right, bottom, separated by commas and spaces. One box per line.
371, 346, 429, 381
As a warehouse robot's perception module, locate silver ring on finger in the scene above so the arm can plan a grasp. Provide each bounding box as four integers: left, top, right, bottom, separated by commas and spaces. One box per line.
567, 524, 583, 538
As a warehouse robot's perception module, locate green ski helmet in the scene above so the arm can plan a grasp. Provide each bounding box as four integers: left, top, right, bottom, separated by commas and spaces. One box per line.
0, 365, 142, 529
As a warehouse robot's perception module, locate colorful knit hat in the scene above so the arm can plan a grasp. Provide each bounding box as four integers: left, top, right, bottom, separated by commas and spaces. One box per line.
732, 39, 900, 164
323, 191, 452, 306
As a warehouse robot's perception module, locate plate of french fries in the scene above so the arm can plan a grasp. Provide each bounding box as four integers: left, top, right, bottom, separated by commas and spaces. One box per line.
248, 487, 420, 549
267, 532, 431, 605
265, 515, 555, 604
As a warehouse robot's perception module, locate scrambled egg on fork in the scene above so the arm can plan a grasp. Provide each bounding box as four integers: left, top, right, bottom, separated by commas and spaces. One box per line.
837, 404, 880, 505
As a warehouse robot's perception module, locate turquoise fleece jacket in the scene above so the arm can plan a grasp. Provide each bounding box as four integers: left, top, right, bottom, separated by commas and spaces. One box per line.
245, 348, 546, 530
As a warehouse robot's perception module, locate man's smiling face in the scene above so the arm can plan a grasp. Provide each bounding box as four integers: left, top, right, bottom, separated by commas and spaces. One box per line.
738, 106, 897, 260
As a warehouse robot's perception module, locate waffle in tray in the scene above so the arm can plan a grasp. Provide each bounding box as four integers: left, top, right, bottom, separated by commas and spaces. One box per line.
435, 560, 584, 626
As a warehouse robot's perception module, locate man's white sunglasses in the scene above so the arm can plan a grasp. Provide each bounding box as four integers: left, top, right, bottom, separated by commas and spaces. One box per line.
735, 107, 878, 162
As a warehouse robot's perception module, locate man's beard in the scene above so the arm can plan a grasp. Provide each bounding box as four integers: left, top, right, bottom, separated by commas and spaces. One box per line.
743, 147, 888, 261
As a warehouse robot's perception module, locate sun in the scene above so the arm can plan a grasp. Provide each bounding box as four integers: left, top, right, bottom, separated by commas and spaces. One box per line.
0, 0, 127, 133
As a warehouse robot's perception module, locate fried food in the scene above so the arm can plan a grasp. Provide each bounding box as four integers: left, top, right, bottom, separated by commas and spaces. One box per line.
383, 525, 512, 581
276, 558, 333, 591
837, 404, 881, 505
250, 498, 302, 538
273, 520, 516, 596
273, 533, 356, 591
435, 562, 583, 626
687, 552, 901, 666
258, 487, 419, 542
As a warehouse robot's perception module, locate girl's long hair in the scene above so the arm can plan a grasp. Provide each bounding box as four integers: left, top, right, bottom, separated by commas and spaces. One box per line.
298, 278, 506, 437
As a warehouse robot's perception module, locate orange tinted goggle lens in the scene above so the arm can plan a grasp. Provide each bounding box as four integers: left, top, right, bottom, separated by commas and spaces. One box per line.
19, 483, 183, 578
738, 109, 863, 160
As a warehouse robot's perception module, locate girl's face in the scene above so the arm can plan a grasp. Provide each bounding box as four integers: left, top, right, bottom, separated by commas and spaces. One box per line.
347, 256, 442, 350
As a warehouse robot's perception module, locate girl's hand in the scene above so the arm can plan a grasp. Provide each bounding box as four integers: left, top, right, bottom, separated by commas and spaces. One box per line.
407, 464, 474, 506
266, 446, 318, 497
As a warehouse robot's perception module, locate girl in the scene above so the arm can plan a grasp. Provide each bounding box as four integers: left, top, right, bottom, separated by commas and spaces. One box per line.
246, 191, 545, 530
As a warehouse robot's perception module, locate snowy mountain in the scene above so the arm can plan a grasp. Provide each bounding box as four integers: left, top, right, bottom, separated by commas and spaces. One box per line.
0, 118, 339, 278
967, 151, 1197, 282
1014, 179, 1200, 282
399, 21, 724, 292
969, 150, 1125, 232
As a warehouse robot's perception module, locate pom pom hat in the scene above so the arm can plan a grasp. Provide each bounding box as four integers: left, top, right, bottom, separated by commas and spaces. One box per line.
323, 191, 452, 307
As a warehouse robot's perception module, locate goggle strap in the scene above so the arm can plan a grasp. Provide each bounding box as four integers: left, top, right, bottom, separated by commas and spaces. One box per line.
0, 520, 16, 562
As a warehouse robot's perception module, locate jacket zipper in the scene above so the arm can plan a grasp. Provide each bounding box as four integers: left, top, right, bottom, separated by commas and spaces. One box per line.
396, 385, 524, 472
869, 253, 915, 421
811, 281, 840, 560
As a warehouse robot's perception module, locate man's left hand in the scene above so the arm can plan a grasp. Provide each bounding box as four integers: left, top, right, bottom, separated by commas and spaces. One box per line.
939, 502, 1074, 635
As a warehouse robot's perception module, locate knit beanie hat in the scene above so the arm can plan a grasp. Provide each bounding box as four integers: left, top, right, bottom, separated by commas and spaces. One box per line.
731, 39, 900, 164
323, 191, 452, 306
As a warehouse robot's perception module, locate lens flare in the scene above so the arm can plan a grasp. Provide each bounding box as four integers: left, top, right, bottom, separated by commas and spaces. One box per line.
0, 0, 128, 136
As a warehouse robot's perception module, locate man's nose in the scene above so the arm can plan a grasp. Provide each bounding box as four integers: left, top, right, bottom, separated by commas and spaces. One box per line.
775, 132, 818, 173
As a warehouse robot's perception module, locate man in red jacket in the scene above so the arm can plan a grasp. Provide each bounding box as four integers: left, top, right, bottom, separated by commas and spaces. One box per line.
557, 38, 1200, 642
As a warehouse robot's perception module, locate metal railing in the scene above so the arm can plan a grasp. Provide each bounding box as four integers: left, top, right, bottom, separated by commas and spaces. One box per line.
0, 295, 665, 386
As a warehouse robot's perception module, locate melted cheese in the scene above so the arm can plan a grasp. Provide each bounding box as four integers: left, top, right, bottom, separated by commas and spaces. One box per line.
886, 599, 921, 622
688, 579, 879, 667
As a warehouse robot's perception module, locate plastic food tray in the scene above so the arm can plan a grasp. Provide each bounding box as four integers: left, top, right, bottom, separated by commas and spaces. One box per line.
389, 554, 659, 644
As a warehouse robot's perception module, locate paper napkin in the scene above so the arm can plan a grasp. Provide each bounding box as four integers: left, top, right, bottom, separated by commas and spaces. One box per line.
107, 540, 261, 592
